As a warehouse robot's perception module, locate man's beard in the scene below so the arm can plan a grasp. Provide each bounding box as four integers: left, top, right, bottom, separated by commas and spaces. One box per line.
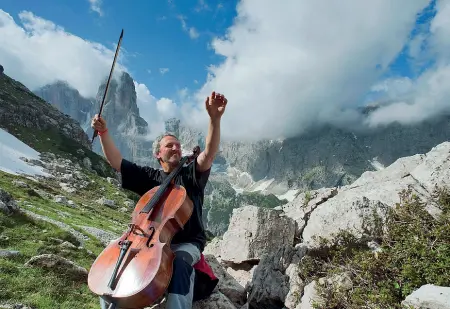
163, 153, 180, 164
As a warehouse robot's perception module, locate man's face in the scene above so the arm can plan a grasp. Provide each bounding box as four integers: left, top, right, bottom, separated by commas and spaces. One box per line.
156, 135, 182, 165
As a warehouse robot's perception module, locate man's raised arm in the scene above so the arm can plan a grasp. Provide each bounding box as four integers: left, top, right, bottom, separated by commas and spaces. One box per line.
197, 91, 227, 172
91, 114, 123, 172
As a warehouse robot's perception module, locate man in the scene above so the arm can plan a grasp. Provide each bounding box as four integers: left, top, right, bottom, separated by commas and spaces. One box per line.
91, 91, 227, 309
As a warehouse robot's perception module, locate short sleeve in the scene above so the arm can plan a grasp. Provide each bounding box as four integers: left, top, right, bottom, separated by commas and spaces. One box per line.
120, 159, 161, 196
190, 158, 211, 191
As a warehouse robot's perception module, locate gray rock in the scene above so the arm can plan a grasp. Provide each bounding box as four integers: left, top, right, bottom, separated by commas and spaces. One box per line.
24, 253, 87, 281
205, 255, 247, 307
220, 206, 296, 264
402, 284, 450, 309
247, 245, 307, 309
54, 195, 68, 205
83, 157, 92, 170
410, 142, 450, 194
107, 177, 120, 186
300, 141, 450, 247
96, 197, 116, 208
22, 209, 88, 245
12, 180, 28, 188
124, 200, 134, 208
297, 280, 321, 309
147, 291, 237, 309
0, 250, 21, 258
302, 190, 391, 247
280, 187, 338, 239
89, 72, 154, 167
78, 225, 119, 246
0, 303, 35, 309
193, 292, 238, 309
0, 189, 19, 215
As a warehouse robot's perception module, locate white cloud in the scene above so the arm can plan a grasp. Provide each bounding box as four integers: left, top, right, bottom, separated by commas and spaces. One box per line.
0, 9, 176, 140
189, 28, 200, 39
89, 0, 103, 16
185, 0, 444, 141
365, 63, 450, 128
429, 0, 450, 62
157, 98, 178, 119
177, 15, 200, 39
159, 67, 169, 75
3, 1, 450, 144
0, 10, 121, 98
134, 82, 179, 139
364, 0, 450, 128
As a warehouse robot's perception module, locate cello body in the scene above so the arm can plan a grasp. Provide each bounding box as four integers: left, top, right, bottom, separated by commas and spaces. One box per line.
88, 148, 199, 309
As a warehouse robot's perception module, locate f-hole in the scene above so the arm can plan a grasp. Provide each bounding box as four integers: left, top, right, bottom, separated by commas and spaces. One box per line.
146, 227, 155, 248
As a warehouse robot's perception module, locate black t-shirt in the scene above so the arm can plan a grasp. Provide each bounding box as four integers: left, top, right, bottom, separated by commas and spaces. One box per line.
119, 158, 210, 252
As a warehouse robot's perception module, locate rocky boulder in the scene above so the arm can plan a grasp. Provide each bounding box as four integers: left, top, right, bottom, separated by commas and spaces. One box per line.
219, 206, 296, 264
247, 244, 308, 309
0, 189, 19, 215
24, 253, 88, 282
402, 284, 450, 309
279, 142, 450, 248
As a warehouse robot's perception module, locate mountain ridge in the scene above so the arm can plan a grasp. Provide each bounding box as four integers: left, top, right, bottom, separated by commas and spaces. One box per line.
30, 69, 450, 199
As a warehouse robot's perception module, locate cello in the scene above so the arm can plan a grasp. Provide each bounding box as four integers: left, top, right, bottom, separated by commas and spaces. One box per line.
87, 146, 201, 309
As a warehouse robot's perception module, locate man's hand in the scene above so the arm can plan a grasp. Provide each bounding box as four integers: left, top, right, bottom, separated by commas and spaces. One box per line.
205, 91, 227, 120
91, 114, 107, 132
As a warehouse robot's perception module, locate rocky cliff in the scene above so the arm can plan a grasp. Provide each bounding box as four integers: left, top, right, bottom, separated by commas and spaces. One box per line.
165, 117, 205, 155
0, 73, 91, 150
34, 81, 95, 132
89, 71, 154, 166
34, 71, 154, 167
218, 116, 450, 195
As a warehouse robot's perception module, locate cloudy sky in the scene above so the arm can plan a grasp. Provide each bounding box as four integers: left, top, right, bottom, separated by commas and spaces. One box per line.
1, 0, 449, 141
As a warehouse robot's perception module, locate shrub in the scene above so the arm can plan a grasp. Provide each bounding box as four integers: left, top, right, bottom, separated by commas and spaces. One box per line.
298, 186, 450, 308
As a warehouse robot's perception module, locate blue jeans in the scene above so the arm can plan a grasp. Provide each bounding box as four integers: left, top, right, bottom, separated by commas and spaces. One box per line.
99, 242, 201, 309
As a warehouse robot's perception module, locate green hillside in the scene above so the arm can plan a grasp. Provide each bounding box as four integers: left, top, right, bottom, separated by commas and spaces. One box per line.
0, 74, 135, 308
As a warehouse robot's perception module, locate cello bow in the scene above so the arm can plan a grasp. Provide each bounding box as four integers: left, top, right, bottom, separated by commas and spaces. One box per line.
91, 29, 124, 144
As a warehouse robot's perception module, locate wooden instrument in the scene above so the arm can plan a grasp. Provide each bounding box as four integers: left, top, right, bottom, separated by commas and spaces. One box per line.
87, 146, 201, 309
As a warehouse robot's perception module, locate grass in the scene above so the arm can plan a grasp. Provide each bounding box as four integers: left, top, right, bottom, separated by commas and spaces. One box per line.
0, 209, 101, 308
0, 168, 136, 308
0, 170, 131, 234
297, 186, 450, 308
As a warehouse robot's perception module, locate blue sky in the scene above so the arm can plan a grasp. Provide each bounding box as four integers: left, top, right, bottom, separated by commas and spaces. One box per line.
1, 0, 237, 99
1, 0, 449, 141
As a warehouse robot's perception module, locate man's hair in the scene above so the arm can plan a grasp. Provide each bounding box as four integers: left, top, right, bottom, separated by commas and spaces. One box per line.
152, 132, 178, 157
